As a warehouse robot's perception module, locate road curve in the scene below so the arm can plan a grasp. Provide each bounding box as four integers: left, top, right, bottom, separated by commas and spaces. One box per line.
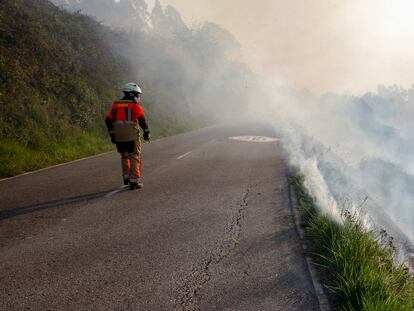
0, 123, 319, 310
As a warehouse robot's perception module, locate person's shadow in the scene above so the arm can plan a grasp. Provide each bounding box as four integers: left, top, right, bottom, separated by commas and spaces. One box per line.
0, 190, 112, 221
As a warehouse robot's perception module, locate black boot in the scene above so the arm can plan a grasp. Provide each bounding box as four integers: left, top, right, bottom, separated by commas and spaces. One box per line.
129, 178, 143, 190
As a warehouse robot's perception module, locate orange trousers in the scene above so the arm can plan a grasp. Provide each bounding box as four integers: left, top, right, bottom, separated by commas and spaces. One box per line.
119, 137, 142, 182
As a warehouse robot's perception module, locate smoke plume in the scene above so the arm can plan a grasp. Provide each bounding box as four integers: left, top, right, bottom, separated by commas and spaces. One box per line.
51, 0, 255, 125
52, 0, 414, 258
258, 83, 414, 258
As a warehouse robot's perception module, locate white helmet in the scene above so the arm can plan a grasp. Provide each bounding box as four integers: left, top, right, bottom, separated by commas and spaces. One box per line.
122, 82, 142, 94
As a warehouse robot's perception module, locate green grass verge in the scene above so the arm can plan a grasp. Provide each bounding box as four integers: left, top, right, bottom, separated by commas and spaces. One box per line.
289, 172, 414, 311
0, 121, 203, 178
0, 129, 114, 177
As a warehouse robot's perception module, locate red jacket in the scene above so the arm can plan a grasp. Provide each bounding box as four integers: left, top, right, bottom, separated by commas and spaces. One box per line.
106, 99, 146, 123
105, 99, 149, 142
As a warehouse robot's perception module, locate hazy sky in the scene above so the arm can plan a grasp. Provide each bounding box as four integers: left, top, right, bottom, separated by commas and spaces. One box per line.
156, 0, 414, 94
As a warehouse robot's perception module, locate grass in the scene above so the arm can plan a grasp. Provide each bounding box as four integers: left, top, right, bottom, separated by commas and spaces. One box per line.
0, 0, 209, 178
289, 172, 414, 310
0, 120, 204, 178
0, 129, 113, 177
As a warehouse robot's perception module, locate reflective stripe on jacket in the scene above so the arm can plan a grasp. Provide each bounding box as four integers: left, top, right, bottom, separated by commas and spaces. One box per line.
107, 99, 145, 122
106, 100, 146, 142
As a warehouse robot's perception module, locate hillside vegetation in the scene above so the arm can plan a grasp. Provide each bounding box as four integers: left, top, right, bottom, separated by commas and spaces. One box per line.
51, 0, 255, 122
0, 0, 128, 176
0, 0, 231, 177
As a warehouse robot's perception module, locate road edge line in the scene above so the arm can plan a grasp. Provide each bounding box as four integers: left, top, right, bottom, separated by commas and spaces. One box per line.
0, 151, 116, 183
288, 183, 331, 311
0, 126, 219, 182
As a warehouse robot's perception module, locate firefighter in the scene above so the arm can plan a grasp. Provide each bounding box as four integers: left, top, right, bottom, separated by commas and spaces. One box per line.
105, 83, 150, 190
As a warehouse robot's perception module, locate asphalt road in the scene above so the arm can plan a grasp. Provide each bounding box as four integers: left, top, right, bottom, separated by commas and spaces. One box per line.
0, 123, 319, 310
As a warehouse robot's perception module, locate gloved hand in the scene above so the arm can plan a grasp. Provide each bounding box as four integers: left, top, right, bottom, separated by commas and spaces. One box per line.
143, 129, 150, 142
110, 133, 116, 144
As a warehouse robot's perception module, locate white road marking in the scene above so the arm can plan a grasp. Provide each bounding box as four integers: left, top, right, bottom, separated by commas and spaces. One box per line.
105, 185, 129, 198
0, 136, 167, 183
177, 151, 192, 160
229, 136, 279, 143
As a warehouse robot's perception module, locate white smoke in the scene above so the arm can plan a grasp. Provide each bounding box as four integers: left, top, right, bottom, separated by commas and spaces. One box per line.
51, 0, 254, 124
52, 0, 414, 257
257, 82, 414, 257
